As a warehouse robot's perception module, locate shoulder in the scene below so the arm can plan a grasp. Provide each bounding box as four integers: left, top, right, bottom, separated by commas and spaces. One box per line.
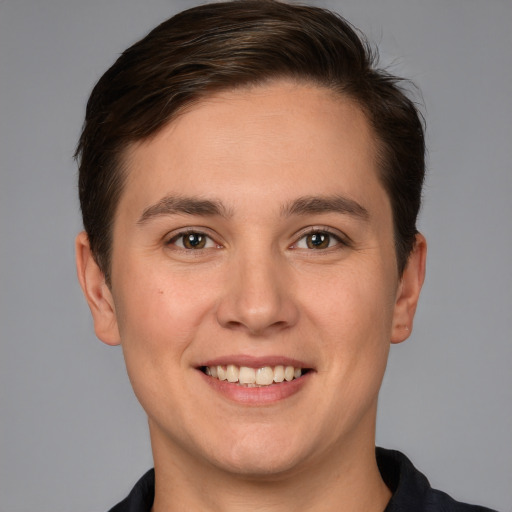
425, 488, 498, 512
106, 452, 498, 512
377, 448, 498, 512
107, 468, 155, 512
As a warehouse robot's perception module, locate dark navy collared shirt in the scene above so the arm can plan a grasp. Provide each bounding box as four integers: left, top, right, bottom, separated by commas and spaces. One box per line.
108, 448, 498, 512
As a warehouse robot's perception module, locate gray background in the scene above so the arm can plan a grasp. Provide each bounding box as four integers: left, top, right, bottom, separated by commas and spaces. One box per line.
1, 0, 511, 511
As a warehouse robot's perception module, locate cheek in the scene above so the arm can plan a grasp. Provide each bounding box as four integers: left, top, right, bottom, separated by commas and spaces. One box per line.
305, 263, 395, 386
111, 265, 218, 418
303, 261, 396, 335
112, 262, 218, 362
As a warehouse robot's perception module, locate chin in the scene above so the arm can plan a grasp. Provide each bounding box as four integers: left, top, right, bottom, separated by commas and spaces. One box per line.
206, 427, 313, 479
216, 452, 303, 480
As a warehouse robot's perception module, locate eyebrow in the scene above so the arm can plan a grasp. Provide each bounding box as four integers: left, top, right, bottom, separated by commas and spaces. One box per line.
281, 195, 369, 220
137, 193, 369, 225
137, 195, 232, 224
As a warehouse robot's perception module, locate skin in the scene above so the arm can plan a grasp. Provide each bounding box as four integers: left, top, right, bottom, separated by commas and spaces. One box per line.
76, 80, 426, 512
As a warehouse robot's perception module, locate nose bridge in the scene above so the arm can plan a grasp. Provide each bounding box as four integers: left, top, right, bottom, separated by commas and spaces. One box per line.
216, 242, 298, 335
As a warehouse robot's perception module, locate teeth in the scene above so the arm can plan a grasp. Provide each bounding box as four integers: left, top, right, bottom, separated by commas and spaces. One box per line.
217, 366, 227, 381
239, 367, 256, 384
256, 367, 274, 385
284, 366, 295, 381
273, 365, 285, 383
226, 364, 239, 383
204, 364, 305, 387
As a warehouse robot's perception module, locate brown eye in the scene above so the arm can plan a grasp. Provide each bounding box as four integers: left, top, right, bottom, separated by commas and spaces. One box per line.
169, 231, 216, 250
293, 230, 345, 251
182, 233, 207, 249
306, 232, 331, 249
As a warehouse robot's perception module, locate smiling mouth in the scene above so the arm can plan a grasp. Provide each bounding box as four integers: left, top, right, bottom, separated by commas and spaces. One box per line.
200, 364, 310, 387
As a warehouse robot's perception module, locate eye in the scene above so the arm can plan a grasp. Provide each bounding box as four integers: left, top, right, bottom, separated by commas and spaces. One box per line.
168, 231, 218, 250
293, 230, 345, 250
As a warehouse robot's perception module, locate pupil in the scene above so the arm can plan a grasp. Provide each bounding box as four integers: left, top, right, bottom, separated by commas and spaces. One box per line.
309, 233, 328, 248
186, 233, 203, 247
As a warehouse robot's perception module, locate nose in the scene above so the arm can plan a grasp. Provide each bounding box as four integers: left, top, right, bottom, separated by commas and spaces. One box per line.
215, 249, 299, 336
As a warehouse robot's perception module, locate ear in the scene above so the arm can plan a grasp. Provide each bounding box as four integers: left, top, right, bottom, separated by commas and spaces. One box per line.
390, 233, 427, 344
75, 231, 121, 346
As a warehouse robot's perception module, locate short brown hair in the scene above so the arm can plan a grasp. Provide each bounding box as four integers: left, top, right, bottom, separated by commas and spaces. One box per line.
76, 0, 425, 283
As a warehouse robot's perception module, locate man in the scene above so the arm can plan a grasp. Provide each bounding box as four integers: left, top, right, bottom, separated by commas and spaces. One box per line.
75, 1, 497, 511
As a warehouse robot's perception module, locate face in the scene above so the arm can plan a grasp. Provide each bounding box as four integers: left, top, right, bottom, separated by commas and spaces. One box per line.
78, 80, 424, 479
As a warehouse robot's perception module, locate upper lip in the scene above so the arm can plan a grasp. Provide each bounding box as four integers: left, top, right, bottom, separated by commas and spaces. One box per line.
198, 355, 313, 369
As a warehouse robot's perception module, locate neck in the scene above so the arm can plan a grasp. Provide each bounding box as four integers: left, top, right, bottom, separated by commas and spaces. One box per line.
149, 415, 391, 512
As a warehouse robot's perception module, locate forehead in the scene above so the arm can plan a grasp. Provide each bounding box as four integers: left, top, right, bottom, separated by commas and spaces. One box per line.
120, 80, 386, 218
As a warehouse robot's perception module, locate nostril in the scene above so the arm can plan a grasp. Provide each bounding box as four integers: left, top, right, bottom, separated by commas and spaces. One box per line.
223, 319, 292, 336
224, 320, 248, 332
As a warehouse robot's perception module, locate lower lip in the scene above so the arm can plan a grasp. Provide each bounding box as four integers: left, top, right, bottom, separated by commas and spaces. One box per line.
199, 370, 311, 405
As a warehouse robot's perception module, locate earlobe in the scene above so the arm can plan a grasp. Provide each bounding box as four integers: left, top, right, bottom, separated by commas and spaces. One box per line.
390, 233, 427, 344
75, 231, 121, 346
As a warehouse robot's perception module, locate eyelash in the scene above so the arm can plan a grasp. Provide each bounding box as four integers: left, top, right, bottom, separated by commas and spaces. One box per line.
292, 228, 349, 251
166, 227, 349, 252
166, 229, 220, 250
